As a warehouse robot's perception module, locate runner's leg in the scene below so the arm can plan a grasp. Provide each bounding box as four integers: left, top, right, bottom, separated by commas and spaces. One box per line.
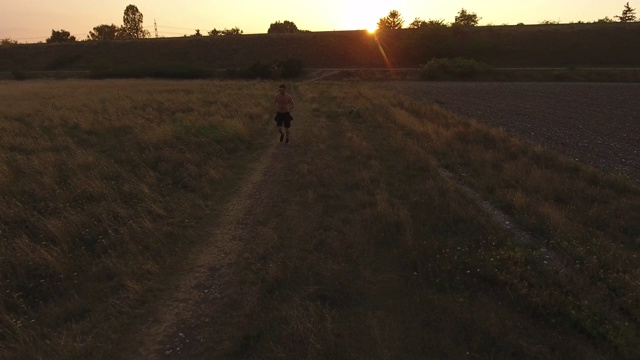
284, 119, 290, 143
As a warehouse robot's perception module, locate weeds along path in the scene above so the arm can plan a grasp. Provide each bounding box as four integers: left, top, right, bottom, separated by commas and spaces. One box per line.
130, 145, 275, 359
126, 85, 309, 359
437, 168, 565, 272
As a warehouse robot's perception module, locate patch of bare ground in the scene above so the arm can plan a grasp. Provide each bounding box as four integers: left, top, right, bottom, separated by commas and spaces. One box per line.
123, 87, 309, 360
399, 82, 640, 183
126, 144, 275, 359
127, 141, 290, 359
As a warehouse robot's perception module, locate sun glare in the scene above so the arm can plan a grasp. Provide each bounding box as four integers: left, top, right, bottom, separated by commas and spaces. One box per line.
342, 1, 386, 32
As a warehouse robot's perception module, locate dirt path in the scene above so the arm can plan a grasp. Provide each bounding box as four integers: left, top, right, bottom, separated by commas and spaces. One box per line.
125, 87, 305, 359
132, 146, 276, 359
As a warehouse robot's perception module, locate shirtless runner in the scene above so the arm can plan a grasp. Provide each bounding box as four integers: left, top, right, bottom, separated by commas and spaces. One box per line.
274, 84, 295, 143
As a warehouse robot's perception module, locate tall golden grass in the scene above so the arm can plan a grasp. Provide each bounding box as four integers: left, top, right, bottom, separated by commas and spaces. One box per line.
1, 80, 638, 359
0, 80, 273, 358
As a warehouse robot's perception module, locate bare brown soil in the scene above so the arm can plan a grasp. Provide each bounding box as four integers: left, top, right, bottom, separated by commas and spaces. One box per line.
399, 82, 640, 183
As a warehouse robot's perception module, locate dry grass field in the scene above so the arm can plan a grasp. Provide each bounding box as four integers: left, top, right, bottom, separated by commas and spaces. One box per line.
0, 79, 639, 359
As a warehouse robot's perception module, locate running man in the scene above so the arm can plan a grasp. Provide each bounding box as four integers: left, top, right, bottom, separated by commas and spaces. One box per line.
274, 84, 295, 143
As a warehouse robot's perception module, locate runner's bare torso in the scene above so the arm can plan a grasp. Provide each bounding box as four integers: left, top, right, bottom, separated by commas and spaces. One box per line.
274, 92, 294, 113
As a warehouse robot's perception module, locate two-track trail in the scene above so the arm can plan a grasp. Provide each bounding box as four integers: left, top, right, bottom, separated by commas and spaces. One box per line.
122, 86, 308, 359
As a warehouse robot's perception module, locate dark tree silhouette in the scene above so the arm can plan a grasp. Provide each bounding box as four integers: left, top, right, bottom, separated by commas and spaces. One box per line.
268, 20, 299, 33
1, 37, 18, 45
408, 18, 426, 29
409, 18, 447, 29
208, 27, 243, 36
120, 4, 150, 39
87, 24, 119, 40
453, 8, 481, 26
596, 16, 615, 23
46, 29, 76, 43
615, 2, 637, 22
222, 27, 243, 35
377, 10, 404, 29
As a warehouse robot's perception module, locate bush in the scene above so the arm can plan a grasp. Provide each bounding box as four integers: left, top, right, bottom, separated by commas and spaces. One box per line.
90, 63, 214, 79
421, 57, 489, 80
11, 69, 28, 80
246, 61, 274, 78
275, 58, 305, 79
226, 59, 305, 79
46, 53, 83, 70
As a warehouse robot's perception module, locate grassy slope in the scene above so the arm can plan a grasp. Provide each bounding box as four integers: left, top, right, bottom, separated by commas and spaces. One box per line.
1, 80, 639, 359
1, 22, 640, 73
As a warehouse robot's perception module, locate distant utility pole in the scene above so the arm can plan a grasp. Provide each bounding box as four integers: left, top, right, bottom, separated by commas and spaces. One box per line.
154, 19, 159, 38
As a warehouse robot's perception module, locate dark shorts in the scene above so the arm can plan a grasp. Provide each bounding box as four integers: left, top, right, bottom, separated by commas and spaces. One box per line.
275, 112, 293, 128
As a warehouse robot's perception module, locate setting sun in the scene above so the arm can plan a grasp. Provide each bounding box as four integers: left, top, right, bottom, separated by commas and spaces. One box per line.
340, 1, 388, 31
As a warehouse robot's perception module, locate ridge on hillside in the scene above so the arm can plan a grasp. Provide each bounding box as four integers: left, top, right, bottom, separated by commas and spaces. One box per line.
1, 23, 639, 72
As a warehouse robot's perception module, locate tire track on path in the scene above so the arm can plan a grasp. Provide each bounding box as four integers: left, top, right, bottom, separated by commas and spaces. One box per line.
133, 141, 278, 359
128, 84, 308, 359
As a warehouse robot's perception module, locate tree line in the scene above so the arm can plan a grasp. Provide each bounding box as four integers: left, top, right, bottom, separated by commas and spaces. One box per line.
377, 2, 637, 30
376, 8, 481, 29
42, 5, 311, 43
0, 2, 637, 45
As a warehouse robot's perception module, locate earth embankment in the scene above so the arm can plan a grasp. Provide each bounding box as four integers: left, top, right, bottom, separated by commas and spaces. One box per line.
2, 22, 639, 72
